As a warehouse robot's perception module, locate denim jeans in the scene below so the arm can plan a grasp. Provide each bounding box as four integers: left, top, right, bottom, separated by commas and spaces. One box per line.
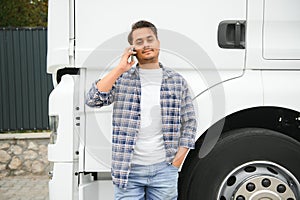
114, 161, 179, 200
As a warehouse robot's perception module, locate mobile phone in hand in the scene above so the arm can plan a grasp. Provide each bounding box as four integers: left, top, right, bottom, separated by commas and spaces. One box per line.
131, 47, 136, 62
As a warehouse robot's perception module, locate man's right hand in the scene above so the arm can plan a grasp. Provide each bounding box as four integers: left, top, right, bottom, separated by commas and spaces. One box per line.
117, 46, 136, 73
96, 46, 137, 93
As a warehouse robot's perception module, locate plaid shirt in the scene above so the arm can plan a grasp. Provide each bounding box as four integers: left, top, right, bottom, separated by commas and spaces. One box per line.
86, 63, 197, 188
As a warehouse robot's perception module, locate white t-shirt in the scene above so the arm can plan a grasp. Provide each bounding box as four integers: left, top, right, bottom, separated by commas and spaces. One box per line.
131, 68, 166, 165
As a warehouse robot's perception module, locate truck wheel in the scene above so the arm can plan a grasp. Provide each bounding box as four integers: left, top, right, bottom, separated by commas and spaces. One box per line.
178, 128, 300, 200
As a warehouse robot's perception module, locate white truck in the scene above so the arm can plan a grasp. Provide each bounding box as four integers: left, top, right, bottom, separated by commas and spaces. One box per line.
47, 0, 300, 199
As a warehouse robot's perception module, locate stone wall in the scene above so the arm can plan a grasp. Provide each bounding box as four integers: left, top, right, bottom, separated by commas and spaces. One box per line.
0, 133, 50, 178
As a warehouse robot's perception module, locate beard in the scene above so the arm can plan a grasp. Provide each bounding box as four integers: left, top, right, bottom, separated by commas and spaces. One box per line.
138, 48, 159, 64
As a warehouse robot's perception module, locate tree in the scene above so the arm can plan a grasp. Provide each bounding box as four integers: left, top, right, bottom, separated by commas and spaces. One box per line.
0, 0, 48, 27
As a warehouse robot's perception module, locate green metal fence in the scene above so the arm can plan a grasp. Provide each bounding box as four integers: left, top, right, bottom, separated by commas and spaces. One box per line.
0, 27, 53, 132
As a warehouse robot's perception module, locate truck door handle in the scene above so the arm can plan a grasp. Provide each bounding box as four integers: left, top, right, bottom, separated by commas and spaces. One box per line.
218, 20, 246, 49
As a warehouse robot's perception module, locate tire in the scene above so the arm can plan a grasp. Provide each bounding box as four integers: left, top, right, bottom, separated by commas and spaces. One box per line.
178, 128, 300, 200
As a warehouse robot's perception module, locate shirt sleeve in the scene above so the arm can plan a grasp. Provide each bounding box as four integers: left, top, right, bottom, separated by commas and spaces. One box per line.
179, 79, 197, 149
85, 79, 116, 108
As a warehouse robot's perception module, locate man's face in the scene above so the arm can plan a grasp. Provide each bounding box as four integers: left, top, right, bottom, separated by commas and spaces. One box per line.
131, 27, 160, 64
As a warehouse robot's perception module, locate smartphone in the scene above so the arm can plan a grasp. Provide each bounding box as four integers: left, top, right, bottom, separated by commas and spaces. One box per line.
131, 47, 136, 62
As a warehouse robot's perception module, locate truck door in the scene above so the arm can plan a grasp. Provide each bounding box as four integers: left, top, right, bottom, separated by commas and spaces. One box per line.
75, 0, 246, 199
77, 0, 247, 172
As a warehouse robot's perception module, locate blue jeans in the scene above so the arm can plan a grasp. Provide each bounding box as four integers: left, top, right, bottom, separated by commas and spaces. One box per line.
114, 161, 179, 200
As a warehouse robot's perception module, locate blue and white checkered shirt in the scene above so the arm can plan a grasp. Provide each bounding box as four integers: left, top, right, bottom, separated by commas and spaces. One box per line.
86, 63, 197, 188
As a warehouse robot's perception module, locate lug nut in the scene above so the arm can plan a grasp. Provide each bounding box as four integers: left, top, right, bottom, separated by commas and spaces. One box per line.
277, 184, 286, 193
236, 195, 245, 200
246, 182, 256, 192
262, 178, 271, 187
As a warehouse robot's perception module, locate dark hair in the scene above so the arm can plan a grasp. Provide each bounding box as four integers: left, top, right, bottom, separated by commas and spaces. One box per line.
128, 20, 158, 44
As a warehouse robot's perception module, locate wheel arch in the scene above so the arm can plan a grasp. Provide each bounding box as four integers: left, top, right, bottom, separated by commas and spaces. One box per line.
195, 106, 300, 151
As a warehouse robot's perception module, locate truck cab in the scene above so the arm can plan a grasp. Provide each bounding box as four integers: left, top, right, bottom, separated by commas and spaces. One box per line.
47, 0, 300, 199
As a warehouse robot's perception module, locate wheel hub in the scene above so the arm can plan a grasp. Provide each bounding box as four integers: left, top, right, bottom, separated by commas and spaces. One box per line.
217, 161, 299, 200
234, 176, 295, 200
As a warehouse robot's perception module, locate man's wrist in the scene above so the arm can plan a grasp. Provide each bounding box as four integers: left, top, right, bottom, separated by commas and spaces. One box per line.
114, 66, 126, 75
172, 161, 181, 168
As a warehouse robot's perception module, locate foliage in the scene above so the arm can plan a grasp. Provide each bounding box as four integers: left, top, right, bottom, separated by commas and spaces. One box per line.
0, 0, 48, 27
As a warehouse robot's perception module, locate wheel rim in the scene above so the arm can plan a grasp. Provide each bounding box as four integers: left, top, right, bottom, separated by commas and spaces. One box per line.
217, 161, 300, 200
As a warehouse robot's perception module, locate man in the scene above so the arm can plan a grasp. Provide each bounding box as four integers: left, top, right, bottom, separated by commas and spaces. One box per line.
86, 20, 197, 200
